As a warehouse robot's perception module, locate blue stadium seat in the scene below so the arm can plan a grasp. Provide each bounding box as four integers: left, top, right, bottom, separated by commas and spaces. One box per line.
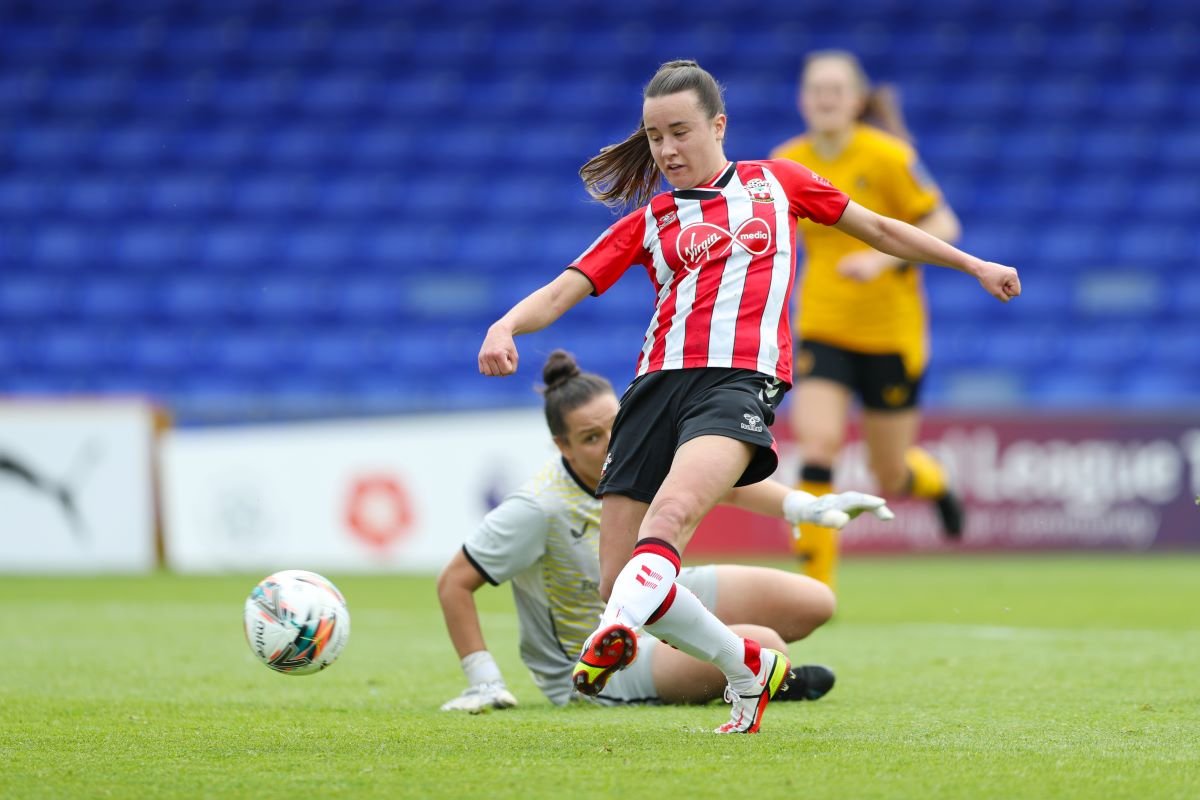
228, 175, 313, 217
210, 332, 300, 374
0, 279, 72, 318
1026, 370, 1119, 410
173, 128, 258, 167
243, 278, 325, 320
113, 225, 194, 269
1120, 369, 1200, 410
929, 325, 989, 370
10, 126, 89, 165
1074, 272, 1163, 317
145, 174, 228, 216
1171, 278, 1200, 318
0, 177, 57, 216
77, 280, 153, 320
1141, 177, 1200, 222
201, 224, 278, 268
30, 225, 103, 269
93, 126, 170, 167
128, 331, 198, 374
45, 73, 131, 113
1144, 325, 1200, 370
61, 179, 136, 219
278, 225, 358, 269
161, 279, 236, 320
1061, 325, 1149, 369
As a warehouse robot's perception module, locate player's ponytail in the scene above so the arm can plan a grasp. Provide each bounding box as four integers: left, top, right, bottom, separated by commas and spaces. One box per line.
539, 350, 614, 440
580, 59, 726, 209
578, 125, 658, 209
861, 84, 913, 143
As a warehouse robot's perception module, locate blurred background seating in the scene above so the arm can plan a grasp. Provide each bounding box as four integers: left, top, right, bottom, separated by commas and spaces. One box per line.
1, 0, 1196, 423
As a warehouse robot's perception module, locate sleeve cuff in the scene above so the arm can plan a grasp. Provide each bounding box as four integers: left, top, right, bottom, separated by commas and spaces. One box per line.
461, 544, 499, 586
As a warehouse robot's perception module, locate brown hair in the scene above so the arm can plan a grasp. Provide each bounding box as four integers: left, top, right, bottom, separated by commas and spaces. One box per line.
539, 349, 615, 440
803, 50, 913, 142
579, 59, 726, 209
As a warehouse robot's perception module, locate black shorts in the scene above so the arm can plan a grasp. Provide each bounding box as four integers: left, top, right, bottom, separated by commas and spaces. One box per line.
596, 368, 786, 504
796, 339, 923, 411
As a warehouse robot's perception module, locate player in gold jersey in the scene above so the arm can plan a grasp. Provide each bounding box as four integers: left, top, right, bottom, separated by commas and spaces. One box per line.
771, 51, 966, 590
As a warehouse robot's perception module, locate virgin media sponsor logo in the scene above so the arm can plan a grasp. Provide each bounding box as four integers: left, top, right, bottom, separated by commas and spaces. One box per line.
676, 218, 772, 267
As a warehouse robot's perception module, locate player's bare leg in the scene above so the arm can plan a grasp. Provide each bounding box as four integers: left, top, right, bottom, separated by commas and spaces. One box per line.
711, 565, 836, 642
651, 623, 784, 703
589, 436, 796, 731
651, 622, 834, 705
597, 493, 649, 602
576, 436, 752, 697
573, 493, 650, 696
639, 435, 756, 552
790, 378, 852, 589
862, 409, 964, 539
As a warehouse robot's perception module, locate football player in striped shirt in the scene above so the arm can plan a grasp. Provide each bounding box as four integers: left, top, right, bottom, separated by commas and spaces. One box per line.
440, 350, 891, 712
771, 51, 969, 591
478, 60, 1019, 733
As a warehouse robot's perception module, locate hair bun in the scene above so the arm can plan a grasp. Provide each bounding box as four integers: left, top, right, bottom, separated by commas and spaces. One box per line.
542, 349, 581, 390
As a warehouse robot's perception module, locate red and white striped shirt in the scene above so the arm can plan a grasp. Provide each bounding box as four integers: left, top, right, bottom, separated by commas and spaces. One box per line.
569, 159, 850, 385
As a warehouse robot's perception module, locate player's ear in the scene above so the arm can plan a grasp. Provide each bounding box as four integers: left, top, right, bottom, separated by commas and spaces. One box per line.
551, 435, 570, 458
712, 113, 727, 143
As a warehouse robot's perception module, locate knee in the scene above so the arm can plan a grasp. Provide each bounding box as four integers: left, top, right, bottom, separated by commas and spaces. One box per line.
641, 496, 693, 546
797, 430, 842, 466
740, 624, 786, 652
871, 460, 909, 495
788, 580, 837, 640
810, 582, 837, 627
758, 628, 786, 652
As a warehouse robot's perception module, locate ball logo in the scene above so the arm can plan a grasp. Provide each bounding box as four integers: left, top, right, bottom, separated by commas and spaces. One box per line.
676, 218, 772, 268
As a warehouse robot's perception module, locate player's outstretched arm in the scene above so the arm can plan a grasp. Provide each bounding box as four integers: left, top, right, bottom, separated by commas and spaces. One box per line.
479, 269, 595, 376
783, 490, 895, 531
833, 201, 1021, 302
836, 204, 960, 282
721, 480, 894, 530
436, 550, 518, 712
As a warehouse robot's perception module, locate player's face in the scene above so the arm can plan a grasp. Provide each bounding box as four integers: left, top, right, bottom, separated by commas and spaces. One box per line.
554, 392, 619, 492
643, 90, 727, 190
800, 58, 865, 135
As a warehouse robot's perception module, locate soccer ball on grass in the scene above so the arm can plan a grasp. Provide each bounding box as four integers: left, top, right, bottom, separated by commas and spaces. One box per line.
243, 570, 350, 675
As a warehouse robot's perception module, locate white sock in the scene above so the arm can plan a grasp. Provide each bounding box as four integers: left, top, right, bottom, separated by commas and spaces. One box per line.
598, 539, 680, 630
643, 583, 758, 694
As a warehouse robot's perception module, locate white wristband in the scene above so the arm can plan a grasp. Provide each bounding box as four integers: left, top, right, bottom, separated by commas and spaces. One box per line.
782, 489, 817, 523
461, 650, 503, 686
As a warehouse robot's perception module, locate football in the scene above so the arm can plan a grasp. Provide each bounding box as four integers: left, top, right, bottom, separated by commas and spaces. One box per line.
243, 570, 351, 675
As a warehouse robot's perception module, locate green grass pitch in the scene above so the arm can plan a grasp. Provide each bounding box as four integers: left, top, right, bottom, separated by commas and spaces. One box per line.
3, 555, 1198, 799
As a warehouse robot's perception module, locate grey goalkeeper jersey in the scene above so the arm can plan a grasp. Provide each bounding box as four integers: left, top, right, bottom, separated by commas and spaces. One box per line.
463, 456, 603, 706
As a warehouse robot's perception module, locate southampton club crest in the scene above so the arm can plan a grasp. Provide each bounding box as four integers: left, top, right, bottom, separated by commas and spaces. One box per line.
745, 177, 774, 203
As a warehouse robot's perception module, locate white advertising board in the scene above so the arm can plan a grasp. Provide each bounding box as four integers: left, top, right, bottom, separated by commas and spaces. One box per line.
161, 409, 557, 573
0, 399, 159, 572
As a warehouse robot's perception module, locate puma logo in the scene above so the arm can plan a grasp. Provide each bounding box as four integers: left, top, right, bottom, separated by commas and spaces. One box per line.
0, 443, 100, 539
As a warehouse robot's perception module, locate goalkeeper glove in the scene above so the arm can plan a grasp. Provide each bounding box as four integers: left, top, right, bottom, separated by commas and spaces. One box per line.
440, 650, 517, 713
440, 680, 518, 713
783, 490, 895, 531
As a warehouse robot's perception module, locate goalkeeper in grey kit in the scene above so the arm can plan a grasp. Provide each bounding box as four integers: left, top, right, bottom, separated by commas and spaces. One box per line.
437, 350, 892, 711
